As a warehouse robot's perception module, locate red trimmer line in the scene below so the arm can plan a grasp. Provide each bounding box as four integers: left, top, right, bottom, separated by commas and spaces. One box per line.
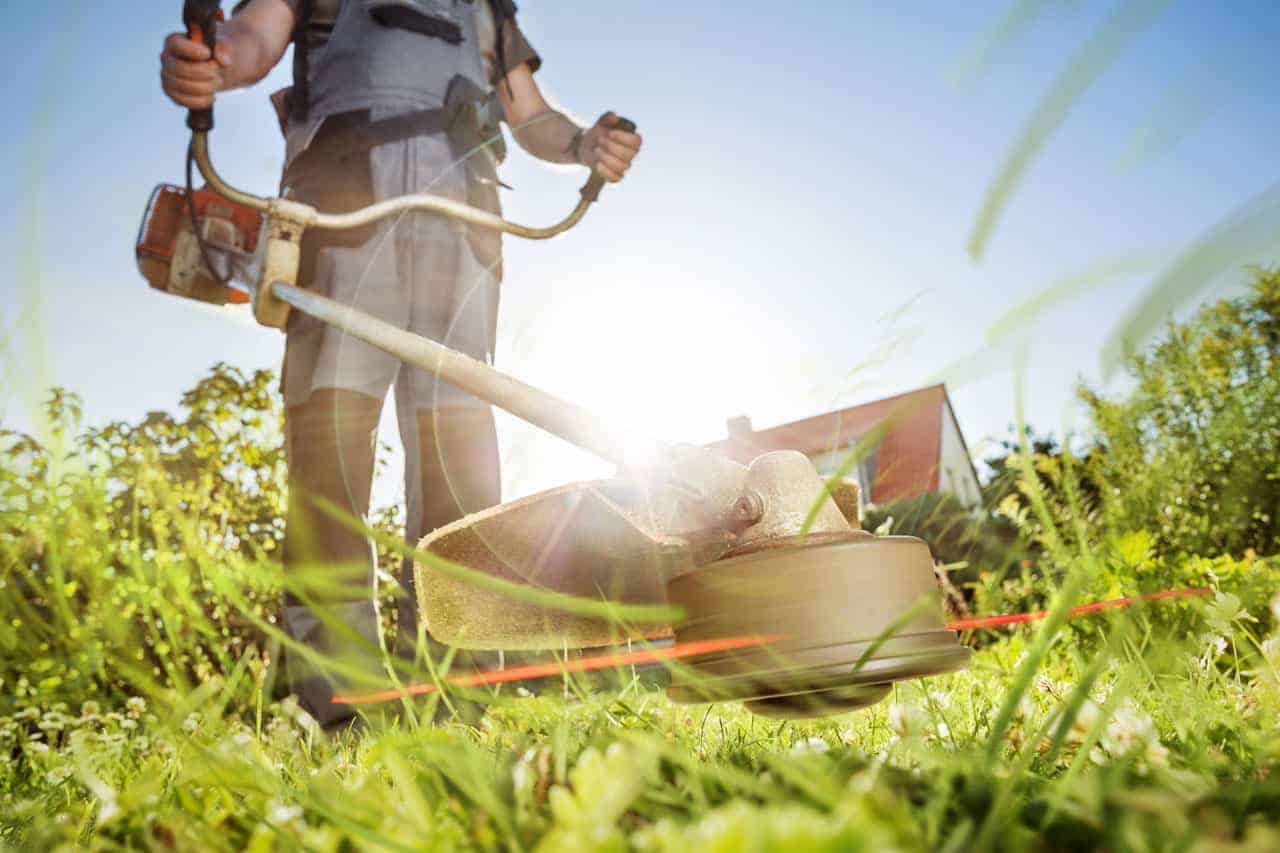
945, 586, 1211, 631
333, 587, 1212, 705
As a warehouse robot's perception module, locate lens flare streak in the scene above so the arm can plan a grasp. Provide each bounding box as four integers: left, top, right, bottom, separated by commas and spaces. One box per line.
332, 587, 1211, 705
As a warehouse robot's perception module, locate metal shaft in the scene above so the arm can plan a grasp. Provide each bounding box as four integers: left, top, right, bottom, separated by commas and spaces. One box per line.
272, 282, 668, 468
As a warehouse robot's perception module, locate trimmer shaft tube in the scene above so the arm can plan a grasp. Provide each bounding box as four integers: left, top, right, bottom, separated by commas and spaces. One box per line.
272, 282, 666, 468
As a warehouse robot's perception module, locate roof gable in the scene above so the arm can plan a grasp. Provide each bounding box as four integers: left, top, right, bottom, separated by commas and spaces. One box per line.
707, 384, 948, 464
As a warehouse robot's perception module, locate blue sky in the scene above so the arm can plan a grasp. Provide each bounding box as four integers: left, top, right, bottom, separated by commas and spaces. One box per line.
2, 1, 1278, 502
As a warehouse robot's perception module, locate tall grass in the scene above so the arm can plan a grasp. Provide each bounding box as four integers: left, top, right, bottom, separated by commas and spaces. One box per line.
2, 360, 1279, 850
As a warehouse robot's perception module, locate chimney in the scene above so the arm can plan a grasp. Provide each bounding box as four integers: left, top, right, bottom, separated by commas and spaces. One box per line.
726, 415, 753, 439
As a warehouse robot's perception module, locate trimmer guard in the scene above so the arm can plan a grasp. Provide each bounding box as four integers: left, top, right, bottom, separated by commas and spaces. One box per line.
417, 480, 685, 649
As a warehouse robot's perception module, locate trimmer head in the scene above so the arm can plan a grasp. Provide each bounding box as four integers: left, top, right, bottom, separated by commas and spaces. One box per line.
415, 450, 969, 718
664, 533, 970, 718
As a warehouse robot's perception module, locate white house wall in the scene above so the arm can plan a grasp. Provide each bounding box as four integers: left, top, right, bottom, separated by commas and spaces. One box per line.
939, 402, 982, 508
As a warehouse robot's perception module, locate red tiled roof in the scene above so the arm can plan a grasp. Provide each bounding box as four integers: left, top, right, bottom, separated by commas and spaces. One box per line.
706, 384, 947, 504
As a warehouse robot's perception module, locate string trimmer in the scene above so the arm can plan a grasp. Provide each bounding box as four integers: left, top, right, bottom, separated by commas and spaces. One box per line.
134, 2, 969, 718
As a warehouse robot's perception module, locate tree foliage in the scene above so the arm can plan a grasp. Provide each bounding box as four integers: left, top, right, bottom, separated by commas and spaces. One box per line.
1081, 268, 1280, 558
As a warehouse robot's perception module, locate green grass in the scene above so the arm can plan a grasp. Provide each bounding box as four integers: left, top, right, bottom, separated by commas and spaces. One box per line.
3, 369, 1280, 850
3, 612, 1280, 851
2, 416, 1279, 852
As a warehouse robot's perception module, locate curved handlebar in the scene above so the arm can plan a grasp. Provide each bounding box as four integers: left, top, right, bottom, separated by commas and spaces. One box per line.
189, 116, 635, 240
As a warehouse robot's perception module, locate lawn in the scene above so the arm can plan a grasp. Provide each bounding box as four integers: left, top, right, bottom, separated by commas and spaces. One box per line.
3, 580, 1279, 851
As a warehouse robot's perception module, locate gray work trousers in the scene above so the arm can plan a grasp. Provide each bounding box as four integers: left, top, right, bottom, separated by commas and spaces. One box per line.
278, 118, 502, 726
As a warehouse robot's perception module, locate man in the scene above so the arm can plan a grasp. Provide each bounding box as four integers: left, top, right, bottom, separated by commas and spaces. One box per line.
160, 0, 642, 728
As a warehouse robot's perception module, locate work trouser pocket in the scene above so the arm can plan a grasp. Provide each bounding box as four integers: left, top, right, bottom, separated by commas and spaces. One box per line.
283, 118, 379, 334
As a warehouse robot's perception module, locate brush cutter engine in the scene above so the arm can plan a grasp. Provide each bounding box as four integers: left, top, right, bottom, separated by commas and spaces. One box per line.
136, 184, 259, 306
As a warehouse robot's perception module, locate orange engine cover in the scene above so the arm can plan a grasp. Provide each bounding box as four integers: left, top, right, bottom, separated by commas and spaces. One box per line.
135, 184, 260, 305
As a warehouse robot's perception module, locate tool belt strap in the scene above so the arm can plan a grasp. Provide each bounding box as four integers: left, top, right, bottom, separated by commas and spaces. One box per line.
284, 107, 450, 184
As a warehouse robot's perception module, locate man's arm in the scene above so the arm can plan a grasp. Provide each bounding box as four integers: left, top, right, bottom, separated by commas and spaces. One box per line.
160, 0, 297, 110
497, 63, 641, 183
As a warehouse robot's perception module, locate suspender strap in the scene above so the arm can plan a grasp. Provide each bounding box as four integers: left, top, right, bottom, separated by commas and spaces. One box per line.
291, 0, 315, 121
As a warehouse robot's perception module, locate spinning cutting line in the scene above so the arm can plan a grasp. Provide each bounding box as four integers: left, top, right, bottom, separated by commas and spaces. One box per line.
332, 587, 1212, 706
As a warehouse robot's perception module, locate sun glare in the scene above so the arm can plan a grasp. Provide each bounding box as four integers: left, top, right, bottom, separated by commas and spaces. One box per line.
495, 274, 827, 497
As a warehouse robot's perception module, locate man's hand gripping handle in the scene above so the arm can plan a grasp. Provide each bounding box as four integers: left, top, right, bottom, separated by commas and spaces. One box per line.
183, 0, 225, 131
580, 117, 637, 202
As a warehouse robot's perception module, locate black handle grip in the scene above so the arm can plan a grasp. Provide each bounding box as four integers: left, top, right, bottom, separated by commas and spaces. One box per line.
579, 116, 638, 203
183, 0, 223, 132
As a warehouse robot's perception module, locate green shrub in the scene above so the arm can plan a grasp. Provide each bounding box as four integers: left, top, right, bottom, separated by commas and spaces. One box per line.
1080, 268, 1280, 559
0, 365, 404, 715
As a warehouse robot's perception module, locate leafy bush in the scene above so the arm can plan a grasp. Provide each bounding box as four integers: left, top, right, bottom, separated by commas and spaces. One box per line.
1080, 268, 1280, 559
966, 273, 1280, 626
0, 364, 402, 715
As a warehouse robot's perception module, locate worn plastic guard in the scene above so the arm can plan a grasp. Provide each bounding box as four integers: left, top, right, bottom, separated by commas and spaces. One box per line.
416, 480, 688, 650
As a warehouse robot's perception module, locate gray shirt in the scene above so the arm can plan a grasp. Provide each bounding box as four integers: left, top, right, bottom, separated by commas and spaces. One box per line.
279, 0, 541, 86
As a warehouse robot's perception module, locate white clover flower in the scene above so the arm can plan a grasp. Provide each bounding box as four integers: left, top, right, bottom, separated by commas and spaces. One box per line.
181, 713, 201, 734
512, 748, 535, 791
266, 800, 303, 826
37, 714, 67, 733
887, 703, 927, 739
80, 701, 101, 718
1066, 699, 1101, 746
1260, 637, 1280, 664
27, 741, 50, 754
789, 736, 830, 755
276, 697, 319, 733
1101, 701, 1169, 767
231, 731, 253, 748
120, 719, 138, 731
125, 697, 147, 717
44, 766, 72, 785
98, 797, 119, 824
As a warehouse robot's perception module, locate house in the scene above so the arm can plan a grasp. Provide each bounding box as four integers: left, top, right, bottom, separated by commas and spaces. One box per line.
706, 384, 982, 510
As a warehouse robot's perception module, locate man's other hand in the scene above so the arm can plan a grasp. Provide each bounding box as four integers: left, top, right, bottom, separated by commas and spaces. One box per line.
579, 112, 642, 183
160, 33, 231, 110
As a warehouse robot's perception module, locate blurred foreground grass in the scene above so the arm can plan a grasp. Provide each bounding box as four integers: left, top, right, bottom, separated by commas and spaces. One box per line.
2, 596, 1279, 851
